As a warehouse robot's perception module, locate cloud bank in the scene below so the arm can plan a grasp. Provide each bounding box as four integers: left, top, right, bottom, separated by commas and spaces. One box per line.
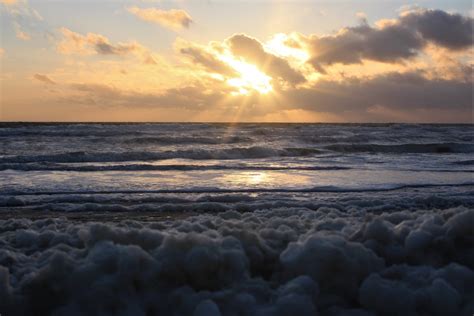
63, 68, 472, 122
304, 9, 473, 72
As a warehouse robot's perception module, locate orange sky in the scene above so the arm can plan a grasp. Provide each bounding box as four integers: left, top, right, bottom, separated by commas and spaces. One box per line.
1, 0, 472, 122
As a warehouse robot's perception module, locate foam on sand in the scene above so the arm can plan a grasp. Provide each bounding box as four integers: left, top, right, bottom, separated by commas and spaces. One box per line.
1, 206, 473, 315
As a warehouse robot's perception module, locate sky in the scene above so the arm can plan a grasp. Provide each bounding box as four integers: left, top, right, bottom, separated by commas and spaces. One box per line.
0, 0, 472, 122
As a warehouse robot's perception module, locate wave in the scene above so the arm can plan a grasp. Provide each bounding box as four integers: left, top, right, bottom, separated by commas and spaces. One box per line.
324, 142, 474, 154
0, 130, 147, 138
0, 146, 323, 163
3, 182, 473, 196
396, 168, 473, 173
452, 159, 474, 165
2, 147, 472, 166
0, 163, 350, 172
2, 142, 469, 164
122, 135, 252, 145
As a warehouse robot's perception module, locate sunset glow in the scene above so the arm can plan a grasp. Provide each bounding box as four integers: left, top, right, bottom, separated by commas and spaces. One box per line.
0, 1, 472, 122
264, 33, 309, 64
1, 2, 473, 315
224, 57, 273, 95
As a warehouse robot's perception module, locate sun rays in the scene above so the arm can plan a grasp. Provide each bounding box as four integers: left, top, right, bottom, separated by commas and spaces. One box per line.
217, 52, 273, 95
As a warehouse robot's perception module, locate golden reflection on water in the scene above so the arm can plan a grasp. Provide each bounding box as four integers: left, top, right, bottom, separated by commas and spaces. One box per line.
248, 172, 267, 184
221, 171, 311, 188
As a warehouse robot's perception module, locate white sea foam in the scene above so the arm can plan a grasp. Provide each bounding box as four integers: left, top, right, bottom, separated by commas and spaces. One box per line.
0, 206, 472, 315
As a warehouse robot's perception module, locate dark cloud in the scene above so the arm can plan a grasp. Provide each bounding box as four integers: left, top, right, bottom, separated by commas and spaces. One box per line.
400, 9, 473, 50
284, 71, 472, 115
228, 34, 306, 85
307, 24, 422, 73
33, 73, 55, 85
307, 9, 473, 72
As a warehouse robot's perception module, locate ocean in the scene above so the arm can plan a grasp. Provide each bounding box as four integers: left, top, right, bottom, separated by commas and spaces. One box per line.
1, 123, 473, 315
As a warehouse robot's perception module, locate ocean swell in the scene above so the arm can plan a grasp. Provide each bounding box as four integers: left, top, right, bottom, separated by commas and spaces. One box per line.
324, 142, 474, 154
0, 147, 323, 163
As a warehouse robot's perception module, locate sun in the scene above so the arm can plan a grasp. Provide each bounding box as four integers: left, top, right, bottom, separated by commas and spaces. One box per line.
218, 53, 273, 95
226, 61, 273, 95
215, 34, 309, 96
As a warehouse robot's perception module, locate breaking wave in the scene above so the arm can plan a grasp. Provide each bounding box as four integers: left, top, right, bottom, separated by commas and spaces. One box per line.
3, 182, 473, 197
453, 159, 474, 165
122, 136, 252, 145
1, 185, 473, 213
324, 142, 474, 154
0, 147, 323, 163
0, 163, 349, 172
2, 143, 471, 165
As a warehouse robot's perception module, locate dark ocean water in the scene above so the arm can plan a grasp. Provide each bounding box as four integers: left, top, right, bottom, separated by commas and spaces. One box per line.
1, 123, 473, 200
1, 123, 473, 316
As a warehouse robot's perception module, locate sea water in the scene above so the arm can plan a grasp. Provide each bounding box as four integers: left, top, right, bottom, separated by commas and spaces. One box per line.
1, 123, 473, 315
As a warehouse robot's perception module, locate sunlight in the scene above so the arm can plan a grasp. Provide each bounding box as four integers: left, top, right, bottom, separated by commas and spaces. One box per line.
264, 33, 309, 64
218, 53, 273, 95
247, 172, 267, 184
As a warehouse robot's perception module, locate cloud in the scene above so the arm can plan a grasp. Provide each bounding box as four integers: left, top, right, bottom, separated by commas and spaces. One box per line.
128, 6, 193, 31
16, 29, 31, 40
67, 82, 226, 109
228, 34, 306, 85
2, 0, 43, 41
62, 68, 471, 123
282, 71, 472, 119
305, 9, 473, 72
175, 35, 306, 90
9, 7, 469, 123
427, 49, 473, 82
57, 28, 140, 56
33, 73, 56, 84
0, 48, 4, 57
177, 40, 237, 77
400, 9, 473, 50
57, 28, 158, 64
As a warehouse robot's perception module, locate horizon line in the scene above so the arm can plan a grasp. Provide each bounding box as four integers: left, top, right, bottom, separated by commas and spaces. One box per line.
0, 121, 472, 125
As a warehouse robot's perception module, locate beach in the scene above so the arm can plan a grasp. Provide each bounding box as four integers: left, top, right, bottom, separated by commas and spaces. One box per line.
1, 123, 473, 315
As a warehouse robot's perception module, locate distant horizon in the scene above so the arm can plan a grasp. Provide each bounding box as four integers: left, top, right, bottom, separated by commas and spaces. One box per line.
1, 121, 472, 125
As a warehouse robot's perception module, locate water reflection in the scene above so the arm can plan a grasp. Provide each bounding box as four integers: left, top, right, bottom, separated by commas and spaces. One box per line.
221, 171, 312, 188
